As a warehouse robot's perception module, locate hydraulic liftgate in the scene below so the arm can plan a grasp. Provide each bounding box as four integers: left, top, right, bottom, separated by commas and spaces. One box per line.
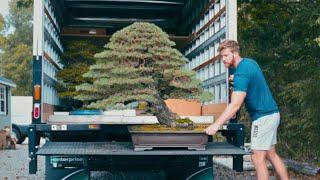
29, 123, 248, 175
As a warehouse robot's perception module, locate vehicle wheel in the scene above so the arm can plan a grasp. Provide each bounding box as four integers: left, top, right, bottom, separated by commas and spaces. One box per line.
185, 167, 214, 180
12, 127, 25, 144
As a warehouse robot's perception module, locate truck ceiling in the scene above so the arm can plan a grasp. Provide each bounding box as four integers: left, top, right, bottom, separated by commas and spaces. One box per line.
61, 0, 189, 35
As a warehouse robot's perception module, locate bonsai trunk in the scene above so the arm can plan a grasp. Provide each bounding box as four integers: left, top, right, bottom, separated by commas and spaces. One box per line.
151, 97, 180, 127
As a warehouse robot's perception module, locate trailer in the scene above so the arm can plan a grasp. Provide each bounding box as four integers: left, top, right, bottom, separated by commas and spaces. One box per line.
29, 0, 247, 179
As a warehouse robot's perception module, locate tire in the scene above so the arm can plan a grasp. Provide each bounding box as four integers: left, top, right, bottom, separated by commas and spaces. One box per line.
12, 127, 25, 144
19, 136, 26, 144
185, 167, 214, 180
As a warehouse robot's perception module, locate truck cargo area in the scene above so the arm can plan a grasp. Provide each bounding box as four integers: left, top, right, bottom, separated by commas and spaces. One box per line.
30, 0, 242, 179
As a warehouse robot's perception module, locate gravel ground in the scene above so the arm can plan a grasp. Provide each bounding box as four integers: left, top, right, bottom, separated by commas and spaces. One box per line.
0, 140, 318, 180
0, 139, 45, 180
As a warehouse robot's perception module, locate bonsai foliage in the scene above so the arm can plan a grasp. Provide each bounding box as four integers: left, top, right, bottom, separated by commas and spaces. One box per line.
57, 40, 101, 100
76, 22, 211, 126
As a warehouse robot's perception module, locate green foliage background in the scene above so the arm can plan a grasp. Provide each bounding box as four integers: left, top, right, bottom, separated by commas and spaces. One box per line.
0, 0, 33, 95
57, 40, 101, 99
238, 1, 320, 165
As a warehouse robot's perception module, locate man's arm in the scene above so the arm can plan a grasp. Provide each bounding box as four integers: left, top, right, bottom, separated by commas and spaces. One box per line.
205, 91, 246, 135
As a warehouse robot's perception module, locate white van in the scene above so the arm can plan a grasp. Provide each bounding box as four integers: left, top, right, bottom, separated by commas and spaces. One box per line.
11, 96, 32, 144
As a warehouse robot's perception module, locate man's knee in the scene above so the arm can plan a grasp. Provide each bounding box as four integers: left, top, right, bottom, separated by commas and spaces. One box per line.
251, 154, 264, 163
266, 146, 277, 160
251, 151, 267, 164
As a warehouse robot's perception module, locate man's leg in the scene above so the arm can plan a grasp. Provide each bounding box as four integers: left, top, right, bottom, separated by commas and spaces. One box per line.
251, 150, 269, 180
266, 145, 289, 180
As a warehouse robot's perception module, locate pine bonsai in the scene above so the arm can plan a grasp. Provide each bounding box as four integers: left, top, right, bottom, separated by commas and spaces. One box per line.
76, 22, 211, 127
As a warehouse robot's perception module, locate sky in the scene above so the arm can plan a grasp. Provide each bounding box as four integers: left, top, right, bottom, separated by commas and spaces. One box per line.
0, 0, 15, 35
0, 0, 9, 53
0, 0, 9, 17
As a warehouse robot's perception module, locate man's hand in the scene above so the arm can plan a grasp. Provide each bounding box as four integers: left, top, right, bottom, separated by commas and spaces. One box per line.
205, 92, 246, 136
205, 123, 220, 135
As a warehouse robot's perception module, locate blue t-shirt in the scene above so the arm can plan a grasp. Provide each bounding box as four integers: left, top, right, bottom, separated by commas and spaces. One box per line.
233, 58, 279, 121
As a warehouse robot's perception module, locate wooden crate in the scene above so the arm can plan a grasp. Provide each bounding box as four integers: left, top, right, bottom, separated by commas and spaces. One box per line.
165, 99, 201, 116
201, 103, 227, 117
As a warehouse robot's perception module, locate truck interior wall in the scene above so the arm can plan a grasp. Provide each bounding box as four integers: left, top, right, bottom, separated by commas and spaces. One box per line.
38, 0, 231, 120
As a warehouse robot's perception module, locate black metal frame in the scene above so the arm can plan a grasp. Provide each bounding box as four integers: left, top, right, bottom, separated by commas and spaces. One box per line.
32, 55, 42, 124
221, 123, 245, 172
28, 124, 41, 174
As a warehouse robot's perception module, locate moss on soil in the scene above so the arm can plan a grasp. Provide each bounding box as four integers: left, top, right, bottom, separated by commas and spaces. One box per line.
130, 124, 210, 132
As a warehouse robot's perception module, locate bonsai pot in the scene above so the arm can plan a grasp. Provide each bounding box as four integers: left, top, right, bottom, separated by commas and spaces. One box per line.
128, 124, 209, 151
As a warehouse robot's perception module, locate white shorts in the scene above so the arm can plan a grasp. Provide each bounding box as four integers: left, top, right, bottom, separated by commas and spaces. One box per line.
251, 112, 280, 151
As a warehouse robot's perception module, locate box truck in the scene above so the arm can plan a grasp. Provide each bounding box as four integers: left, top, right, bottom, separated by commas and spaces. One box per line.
29, 0, 246, 179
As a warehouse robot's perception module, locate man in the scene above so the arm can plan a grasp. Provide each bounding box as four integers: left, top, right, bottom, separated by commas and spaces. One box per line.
205, 40, 289, 180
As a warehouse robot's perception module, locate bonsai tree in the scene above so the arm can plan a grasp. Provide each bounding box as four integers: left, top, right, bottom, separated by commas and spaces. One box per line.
76, 22, 211, 127
57, 40, 101, 109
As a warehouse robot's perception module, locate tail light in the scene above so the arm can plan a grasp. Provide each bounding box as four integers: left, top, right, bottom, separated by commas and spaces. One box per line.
33, 103, 40, 119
